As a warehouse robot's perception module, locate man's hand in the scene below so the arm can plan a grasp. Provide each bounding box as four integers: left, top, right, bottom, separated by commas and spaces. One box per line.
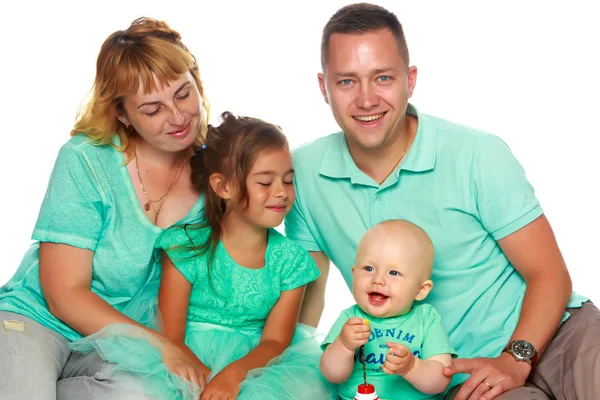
443, 352, 531, 400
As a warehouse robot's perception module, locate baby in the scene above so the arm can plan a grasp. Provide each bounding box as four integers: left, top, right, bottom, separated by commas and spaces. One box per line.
320, 220, 455, 400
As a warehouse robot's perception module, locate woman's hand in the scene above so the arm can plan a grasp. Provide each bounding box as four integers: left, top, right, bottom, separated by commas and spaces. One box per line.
163, 340, 206, 388
200, 364, 246, 400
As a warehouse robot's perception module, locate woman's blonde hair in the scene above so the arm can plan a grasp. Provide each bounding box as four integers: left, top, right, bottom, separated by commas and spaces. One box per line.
71, 17, 210, 159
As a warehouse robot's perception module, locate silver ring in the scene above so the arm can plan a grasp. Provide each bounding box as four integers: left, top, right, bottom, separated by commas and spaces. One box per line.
182, 377, 188, 381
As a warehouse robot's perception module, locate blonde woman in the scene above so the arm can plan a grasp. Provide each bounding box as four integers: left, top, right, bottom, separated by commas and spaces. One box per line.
0, 17, 210, 399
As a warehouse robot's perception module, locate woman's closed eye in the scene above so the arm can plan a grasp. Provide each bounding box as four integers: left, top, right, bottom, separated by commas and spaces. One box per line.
146, 107, 161, 116
176, 92, 190, 101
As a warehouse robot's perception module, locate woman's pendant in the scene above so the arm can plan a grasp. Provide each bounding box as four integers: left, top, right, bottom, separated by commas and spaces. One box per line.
144, 202, 151, 211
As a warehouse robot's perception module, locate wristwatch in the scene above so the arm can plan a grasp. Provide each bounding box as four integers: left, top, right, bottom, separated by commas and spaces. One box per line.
504, 340, 538, 366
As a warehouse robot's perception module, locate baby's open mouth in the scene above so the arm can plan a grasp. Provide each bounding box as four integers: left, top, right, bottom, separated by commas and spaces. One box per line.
368, 292, 389, 305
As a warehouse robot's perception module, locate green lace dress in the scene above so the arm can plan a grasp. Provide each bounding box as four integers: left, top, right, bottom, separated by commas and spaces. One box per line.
71, 227, 336, 399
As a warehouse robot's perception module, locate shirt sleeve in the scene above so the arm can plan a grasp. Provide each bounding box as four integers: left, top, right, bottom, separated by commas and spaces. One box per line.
284, 173, 322, 252
32, 141, 104, 251
280, 242, 320, 291
320, 308, 352, 351
156, 225, 207, 284
421, 306, 456, 359
472, 135, 543, 240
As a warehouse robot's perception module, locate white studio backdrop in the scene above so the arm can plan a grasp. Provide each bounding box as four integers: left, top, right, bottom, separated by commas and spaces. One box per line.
1, 1, 598, 335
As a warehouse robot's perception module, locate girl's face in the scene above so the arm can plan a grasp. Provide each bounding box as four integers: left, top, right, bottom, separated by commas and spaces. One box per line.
120, 71, 202, 153
233, 147, 295, 229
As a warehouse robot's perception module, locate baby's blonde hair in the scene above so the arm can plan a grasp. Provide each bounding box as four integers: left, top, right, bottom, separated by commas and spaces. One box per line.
358, 219, 434, 278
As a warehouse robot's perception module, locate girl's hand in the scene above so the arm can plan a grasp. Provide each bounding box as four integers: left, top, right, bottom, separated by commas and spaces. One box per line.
162, 341, 204, 388
382, 342, 416, 376
339, 317, 371, 351
200, 364, 246, 400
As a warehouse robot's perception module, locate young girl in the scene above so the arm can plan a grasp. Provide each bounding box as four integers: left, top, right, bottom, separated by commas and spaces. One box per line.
71, 111, 336, 400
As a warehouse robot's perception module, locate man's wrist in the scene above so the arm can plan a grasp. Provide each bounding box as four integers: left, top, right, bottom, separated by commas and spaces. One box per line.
500, 349, 533, 379
503, 339, 539, 367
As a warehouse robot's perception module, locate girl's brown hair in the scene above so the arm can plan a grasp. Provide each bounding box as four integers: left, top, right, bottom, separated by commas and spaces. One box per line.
71, 17, 210, 159
185, 111, 289, 271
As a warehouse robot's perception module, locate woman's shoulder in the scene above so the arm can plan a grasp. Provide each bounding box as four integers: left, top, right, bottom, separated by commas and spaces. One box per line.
57, 134, 120, 163
157, 223, 210, 251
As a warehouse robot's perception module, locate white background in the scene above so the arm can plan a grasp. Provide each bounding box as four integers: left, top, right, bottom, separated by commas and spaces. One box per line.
1, 1, 598, 335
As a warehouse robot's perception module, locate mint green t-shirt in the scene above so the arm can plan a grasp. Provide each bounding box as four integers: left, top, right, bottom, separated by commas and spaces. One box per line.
286, 104, 588, 389
0, 135, 203, 341
157, 226, 320, 328
322, 304, 455, 400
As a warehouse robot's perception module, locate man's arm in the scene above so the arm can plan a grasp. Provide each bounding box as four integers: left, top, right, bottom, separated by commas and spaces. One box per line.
445, 215, 572, 400
298, 251, 330, 327
498, 214, 572, 354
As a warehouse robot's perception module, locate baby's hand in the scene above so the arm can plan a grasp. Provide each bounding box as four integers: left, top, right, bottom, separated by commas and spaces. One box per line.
382, 342, 415, 376
338, 317, 371, 351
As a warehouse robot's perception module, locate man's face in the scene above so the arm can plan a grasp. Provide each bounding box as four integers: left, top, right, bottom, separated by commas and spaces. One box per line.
318, 28, 417, 153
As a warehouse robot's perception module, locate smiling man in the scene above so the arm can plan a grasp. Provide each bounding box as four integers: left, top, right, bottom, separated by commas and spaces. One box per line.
285, 3, 598, 400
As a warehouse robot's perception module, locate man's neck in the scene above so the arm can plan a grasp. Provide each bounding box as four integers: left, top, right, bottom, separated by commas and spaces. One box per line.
348, 115, 417, 184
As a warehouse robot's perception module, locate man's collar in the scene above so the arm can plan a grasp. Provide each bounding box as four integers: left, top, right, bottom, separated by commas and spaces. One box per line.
319, 103, 437, 185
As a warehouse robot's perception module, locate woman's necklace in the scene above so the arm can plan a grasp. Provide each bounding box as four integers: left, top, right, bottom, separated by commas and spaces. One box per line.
378, 123, 415, 185
135, 153, 185, 224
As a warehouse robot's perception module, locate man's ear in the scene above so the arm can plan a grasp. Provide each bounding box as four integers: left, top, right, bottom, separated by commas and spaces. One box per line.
209, 173, 233, 200
415, 279, 433, 301
317, 73, 329, 105
406, 65, 418, 99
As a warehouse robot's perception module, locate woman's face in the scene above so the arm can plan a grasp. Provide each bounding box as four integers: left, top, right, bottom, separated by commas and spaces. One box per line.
120, 71, 202, 153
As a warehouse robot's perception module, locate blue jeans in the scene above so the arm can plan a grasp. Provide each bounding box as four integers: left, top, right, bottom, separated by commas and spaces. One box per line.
0, 311, 150, 400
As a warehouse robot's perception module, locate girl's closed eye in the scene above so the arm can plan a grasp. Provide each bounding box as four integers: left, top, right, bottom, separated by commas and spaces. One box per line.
257, 181, 273, 187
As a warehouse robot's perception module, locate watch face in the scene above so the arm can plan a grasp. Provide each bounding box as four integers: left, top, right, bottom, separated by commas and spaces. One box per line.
512, 340, 535, 359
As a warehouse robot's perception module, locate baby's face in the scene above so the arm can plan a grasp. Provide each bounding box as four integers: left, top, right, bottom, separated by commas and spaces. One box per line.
352, 236, 428, 318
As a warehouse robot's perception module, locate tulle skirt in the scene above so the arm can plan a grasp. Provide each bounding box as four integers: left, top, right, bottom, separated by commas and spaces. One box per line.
69, 282, 336, 399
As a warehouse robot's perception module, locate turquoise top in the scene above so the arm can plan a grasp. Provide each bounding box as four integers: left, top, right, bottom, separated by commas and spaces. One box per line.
322, 304, 456, 400
286, 104, 588, 389
0, 135, 203, 341
157, 226, 320, 328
